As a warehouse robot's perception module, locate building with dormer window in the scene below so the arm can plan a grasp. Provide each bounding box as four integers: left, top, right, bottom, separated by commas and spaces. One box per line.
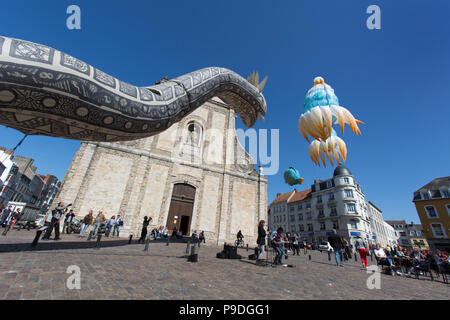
413, 177, 450, 252
268, 165, 392, 246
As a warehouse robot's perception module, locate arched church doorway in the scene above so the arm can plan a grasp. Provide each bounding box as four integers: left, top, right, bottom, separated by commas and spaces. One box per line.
165, 183, 196, 236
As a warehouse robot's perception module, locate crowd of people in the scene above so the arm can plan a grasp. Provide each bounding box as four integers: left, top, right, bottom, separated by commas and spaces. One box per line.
253, 222, 450, 278
0, 202, 124, 241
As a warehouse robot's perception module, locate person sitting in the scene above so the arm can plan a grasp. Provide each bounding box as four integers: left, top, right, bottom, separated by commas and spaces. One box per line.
374, 243, 394, 267
191, 230, 198, 239
199, 231, 205, 243
271, 227, 286, 267
410, 248, 423, 260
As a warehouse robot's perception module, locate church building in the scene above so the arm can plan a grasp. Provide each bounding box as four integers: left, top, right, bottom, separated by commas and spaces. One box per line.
55, 98, 267, 245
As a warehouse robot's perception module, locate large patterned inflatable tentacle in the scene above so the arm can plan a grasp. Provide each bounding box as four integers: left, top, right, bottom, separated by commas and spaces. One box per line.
0, 36, 267, 142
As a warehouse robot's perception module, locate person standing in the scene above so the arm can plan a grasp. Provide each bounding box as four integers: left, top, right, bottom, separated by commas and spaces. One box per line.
42, 202, 71, 240
256, 220, 268, 266
92, 210, 106, 237
0, 205, 12, 226
138, 216, 151, 243
354, 235, 368, 269
63, 209, 75, 234
328, 229, 345, 267
105, 216, 115, 237
112, 215, 122, 238
79, 210, 93, 238
292, 233, 300, 256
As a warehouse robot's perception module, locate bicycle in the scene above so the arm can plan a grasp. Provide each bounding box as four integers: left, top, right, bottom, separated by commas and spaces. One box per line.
235, 238, 245, 248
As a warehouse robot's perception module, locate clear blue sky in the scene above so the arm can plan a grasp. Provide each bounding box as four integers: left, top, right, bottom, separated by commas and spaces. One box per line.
1, 0, 449, 223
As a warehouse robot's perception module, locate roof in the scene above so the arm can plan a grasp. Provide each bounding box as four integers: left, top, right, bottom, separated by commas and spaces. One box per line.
333, 165, 352, 177
367, 201, 382, 213
414, 176, 450, 193
288, 189, 312, 203
270, 191, 295, 206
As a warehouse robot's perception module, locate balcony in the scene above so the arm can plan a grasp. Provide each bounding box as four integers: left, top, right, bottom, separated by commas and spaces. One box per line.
329, 211, 338, 217
316, 202, 323, 209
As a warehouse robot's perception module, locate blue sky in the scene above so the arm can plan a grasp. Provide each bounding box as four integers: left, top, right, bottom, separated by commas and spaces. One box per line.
1, 0, 449, 223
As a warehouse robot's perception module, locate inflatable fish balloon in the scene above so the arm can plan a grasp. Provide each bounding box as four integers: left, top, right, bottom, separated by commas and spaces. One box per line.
298, 77, 364, 167
284, 167, 304, 186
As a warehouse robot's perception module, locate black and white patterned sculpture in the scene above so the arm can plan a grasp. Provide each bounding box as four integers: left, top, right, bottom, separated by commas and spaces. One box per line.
0, 36, 267, 142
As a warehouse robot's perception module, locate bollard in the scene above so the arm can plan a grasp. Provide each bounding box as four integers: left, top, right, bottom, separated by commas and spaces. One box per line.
354, 252, 358, 262
31, 226, 48, 247
308, 254, 311, 261
128, 235, 133, 244
95, 234, 102, 249
328, 250, 331, 261
166, 236, 170, 246
188, 243, 198, 262
197, 239, 201, 248
370, 252, 373, 262
87, 230, 94, 241
246, 244, 249, 252
186, 240, 191, 254
144, 237, 150, 251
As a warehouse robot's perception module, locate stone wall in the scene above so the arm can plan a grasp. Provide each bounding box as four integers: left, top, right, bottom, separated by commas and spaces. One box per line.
55, 99, 267, 245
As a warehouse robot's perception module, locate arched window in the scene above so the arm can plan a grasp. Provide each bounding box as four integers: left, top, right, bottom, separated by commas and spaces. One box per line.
180, 121, 203, 160
186, 121, 202, 147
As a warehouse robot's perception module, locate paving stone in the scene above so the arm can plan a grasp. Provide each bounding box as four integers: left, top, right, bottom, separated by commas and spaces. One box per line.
0, 232, 449, 300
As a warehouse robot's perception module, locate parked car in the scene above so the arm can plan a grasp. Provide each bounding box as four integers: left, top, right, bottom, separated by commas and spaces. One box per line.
318, 241, 334, 252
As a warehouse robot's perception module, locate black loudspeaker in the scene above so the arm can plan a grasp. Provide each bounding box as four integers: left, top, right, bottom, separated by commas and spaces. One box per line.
216, 244, 241, 259
188, 254, 198, 262
216, 252, 226, 259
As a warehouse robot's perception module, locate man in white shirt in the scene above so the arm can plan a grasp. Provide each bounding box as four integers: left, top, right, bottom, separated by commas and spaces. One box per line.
374, 243, 393, 266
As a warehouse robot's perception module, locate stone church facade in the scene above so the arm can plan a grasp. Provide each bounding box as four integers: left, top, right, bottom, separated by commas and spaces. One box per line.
56, 98, 268, 245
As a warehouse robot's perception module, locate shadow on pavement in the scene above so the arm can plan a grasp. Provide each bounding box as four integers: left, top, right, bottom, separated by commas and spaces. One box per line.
0, 239, 138, 253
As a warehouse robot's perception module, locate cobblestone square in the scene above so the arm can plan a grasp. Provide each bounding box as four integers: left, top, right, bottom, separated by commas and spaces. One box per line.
0, 231, 448, 300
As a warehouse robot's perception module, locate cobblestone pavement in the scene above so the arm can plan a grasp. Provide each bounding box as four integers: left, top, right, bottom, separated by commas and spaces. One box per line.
0, 231, 448, 300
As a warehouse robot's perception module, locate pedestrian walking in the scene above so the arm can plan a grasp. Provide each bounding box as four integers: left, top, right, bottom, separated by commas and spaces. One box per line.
2, 208, 22, 235
79, 210, 94, 237
328, 229, 345, 267
354, 235, 368, 269
42, 202, 71, 240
